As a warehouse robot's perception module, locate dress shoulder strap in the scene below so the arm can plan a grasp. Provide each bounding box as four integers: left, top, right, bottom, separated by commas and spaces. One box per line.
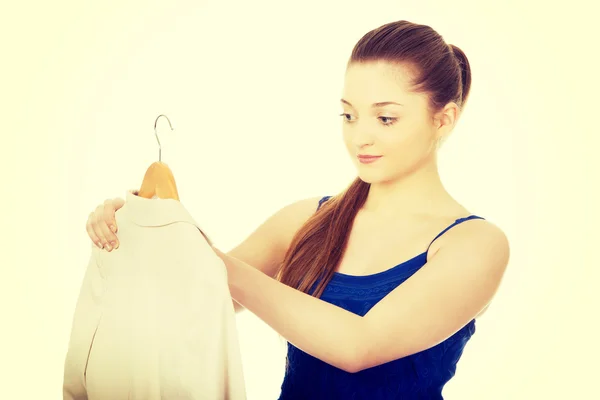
426, 215, 486, 253
316, 196, 332, 212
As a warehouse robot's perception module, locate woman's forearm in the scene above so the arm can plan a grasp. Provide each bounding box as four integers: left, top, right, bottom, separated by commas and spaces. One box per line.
227, 258, 363, 372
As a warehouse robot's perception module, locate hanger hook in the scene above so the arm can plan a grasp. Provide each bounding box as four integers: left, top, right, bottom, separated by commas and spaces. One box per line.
154, 114, 174, 162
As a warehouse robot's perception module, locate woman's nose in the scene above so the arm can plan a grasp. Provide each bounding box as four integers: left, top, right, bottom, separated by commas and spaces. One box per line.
351, 130, 375, 147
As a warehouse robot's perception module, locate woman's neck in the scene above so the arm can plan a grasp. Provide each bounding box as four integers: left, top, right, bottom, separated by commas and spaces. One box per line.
362, 165, 455, 219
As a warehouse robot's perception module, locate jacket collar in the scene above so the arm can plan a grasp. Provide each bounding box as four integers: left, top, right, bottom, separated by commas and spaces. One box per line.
120, 190, 200, 229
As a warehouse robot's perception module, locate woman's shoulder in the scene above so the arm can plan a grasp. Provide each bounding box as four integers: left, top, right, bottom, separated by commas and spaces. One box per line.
273, 196, 327, 234
225, 196, 325, 279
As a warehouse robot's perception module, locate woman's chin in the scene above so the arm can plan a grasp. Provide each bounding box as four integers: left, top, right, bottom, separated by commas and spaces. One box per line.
357, 170, 383, 184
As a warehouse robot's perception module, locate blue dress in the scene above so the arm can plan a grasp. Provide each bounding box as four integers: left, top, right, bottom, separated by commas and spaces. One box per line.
278, 196, 485, 399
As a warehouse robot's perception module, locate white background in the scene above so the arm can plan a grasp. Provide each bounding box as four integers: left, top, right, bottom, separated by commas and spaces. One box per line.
2, 0, 597, 398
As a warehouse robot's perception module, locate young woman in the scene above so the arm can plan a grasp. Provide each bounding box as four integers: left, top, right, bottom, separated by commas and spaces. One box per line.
85, 19, 509, 399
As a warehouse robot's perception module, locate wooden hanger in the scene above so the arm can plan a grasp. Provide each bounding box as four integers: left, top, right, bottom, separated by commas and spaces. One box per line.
136, 114, 180, 201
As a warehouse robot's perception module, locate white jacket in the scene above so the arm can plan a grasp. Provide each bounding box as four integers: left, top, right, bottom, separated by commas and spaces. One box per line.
63, 190, 246, 399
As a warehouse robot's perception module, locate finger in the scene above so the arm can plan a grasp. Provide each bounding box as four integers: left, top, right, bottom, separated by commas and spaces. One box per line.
113, 197, 125, 210
100, 201, 118, 248
103, 199, 118, 234
111, 197, 125, 232
86, 213, 103, 249
92, 204, 114, 251
96, 219, 117, 251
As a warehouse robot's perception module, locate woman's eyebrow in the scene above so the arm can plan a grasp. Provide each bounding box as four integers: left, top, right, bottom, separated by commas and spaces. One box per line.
340, 99, 404, 107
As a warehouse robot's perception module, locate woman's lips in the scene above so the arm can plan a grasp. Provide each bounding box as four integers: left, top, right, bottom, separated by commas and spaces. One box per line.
357, 155, 382, 164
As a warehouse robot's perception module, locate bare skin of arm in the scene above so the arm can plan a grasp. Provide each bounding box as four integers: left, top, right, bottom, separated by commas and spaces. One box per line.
225, 197, 322, 312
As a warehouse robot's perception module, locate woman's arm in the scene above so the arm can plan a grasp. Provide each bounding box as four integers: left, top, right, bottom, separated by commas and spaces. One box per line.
224, 196, 322, 312
215, 219, 509, 373
214, 246, 363, 371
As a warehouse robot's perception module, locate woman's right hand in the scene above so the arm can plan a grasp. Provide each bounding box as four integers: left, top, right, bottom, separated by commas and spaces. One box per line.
86, 198, 125, 251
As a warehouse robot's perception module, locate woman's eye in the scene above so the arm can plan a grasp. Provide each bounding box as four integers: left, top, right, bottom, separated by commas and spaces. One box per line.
339, 113, 353, 122
339, 113, 397, 126
379, 116, 398, 126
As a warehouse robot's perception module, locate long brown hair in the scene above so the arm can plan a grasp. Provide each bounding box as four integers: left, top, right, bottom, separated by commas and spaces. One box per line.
274, 20, 472, 298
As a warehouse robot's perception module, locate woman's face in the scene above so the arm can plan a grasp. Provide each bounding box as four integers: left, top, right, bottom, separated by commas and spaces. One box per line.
340, 61, 454, 184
